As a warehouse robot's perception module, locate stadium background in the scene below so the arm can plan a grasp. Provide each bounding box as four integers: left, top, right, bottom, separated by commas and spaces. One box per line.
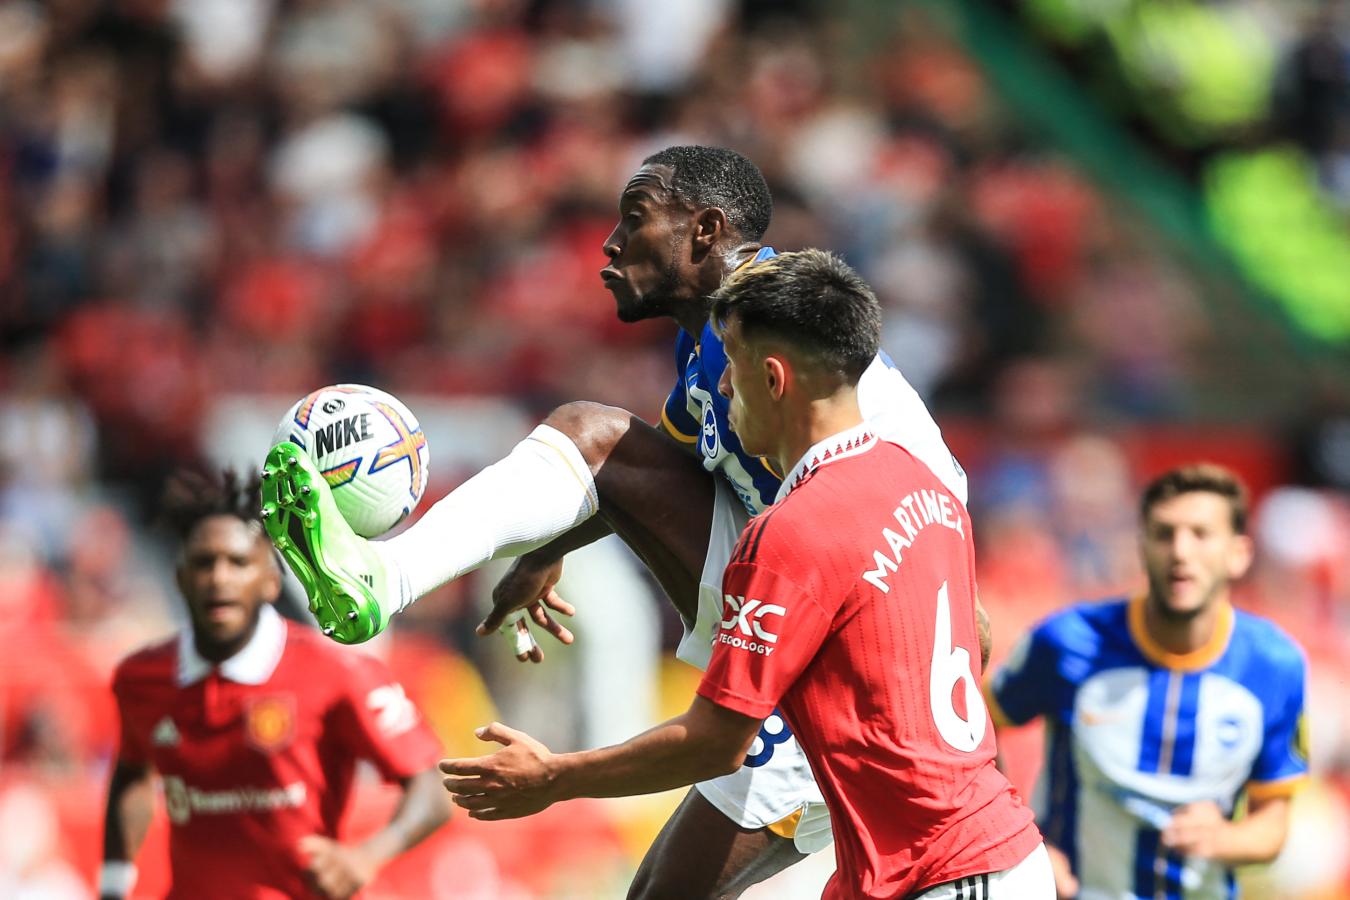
1, 0, 1348, 897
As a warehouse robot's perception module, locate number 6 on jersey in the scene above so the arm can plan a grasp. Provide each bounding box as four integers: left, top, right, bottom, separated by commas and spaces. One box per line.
930, 582, 988, 752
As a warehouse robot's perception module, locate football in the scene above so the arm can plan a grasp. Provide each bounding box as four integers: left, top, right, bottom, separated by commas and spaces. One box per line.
272, 384, 430, 537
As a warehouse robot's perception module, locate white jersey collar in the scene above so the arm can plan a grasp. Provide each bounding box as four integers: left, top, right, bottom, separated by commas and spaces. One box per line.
775, 422, 877, 504
177, 603, 287, 687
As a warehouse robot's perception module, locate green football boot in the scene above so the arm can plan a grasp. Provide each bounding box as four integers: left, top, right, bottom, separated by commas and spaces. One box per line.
259, 442, 395, 644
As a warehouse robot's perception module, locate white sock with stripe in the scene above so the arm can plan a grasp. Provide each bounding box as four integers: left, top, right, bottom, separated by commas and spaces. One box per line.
378, 424, 599, 606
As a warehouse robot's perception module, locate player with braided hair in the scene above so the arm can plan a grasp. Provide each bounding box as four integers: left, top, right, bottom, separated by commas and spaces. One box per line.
99, 469, 449, 900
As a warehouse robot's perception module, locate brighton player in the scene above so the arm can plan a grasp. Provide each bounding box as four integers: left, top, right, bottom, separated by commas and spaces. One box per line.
988, 464, 1307, 899
441, 249, 1052, 898
100, 471, 448, 900
262, 146, 982, 895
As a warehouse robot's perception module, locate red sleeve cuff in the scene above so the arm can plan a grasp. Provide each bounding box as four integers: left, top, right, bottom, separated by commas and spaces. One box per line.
696, 680, 777, 720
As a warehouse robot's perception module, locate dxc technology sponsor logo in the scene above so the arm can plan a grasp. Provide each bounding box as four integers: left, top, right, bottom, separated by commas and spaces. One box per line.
718, 595, 786, 656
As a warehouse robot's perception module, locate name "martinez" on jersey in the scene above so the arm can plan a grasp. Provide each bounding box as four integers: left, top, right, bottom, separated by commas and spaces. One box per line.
861, 489, 966, 593
315, 414, 372, 456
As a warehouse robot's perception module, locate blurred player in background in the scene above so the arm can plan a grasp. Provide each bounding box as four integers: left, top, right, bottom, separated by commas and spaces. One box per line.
264, 145, 979, 896
441, 249, 1052, 899
988, 464, 1308, 899
100, 470, 448, 900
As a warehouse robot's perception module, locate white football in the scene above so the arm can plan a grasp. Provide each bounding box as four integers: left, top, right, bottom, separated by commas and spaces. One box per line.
272, 384, 430, 537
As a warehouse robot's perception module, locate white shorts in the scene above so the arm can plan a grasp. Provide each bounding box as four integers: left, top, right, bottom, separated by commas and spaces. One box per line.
910, 844, 1055, 899
678, 479, 833, 854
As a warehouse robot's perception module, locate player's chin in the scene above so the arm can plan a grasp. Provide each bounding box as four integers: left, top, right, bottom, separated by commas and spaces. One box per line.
733, 427, 764, 457
612, 289, 667, 324
195, 604, 250, 642
614, 299, 656, 324
1157, 589, 1209, 621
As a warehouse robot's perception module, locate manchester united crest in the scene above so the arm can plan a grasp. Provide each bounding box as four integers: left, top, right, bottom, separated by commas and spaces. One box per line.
245, 695, 296, 753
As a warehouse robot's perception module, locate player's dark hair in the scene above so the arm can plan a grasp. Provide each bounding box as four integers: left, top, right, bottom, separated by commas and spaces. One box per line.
1141, 463, 1249, 535
711, 248, 880, 383
642, 145, 772, 241
160, 468, 263, 541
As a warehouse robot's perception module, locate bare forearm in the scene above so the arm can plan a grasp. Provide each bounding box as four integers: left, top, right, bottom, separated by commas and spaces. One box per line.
102, 762, 154, 864
1212, 798, 1290, 865
551, 702, 753, 801
442, 699, 759, 822
1163, 795, 1292, 867
101, 760, 154, 898
360, 768, 450, 868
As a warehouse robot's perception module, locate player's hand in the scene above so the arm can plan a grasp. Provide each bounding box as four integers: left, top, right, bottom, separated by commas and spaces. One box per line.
480, 557, 576, 663
440, 722, 558, 820
1045, 841, 1079, 899
298, 835, 379, 899
1161, 800, 1227, 858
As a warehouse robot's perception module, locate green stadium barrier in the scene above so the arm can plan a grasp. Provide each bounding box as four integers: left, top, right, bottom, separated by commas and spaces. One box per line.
1206, 147, 1350, 344
898, 0, 1347, 388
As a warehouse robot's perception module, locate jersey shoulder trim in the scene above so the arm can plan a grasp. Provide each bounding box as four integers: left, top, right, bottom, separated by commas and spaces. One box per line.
731, 505, 784, 566
659, 406, 697, 443
730, 476, 848, 577
1246, 773, 1309, 801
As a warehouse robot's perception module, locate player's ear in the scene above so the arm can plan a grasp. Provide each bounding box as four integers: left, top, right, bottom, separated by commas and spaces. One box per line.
691, 207, 728, 256
1226, 533, 1254, 580
764, 355, 788, 401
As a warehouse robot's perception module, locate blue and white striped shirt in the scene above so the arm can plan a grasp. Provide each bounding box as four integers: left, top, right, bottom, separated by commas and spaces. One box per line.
991, 596, 1308, 899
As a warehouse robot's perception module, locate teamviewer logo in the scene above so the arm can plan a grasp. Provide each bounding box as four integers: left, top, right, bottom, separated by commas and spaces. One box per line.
718, 595, 785, 655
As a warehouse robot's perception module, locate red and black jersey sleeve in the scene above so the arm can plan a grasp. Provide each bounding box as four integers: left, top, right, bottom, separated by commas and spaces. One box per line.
331, 651, 443, 780
697, 511, 834, 719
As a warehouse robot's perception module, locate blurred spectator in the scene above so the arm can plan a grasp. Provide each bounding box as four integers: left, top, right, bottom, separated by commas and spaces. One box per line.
0, 781, 89, 900
1277, 1, 1350, 204
0, 343, 95, 562
0, 2, 1346, 896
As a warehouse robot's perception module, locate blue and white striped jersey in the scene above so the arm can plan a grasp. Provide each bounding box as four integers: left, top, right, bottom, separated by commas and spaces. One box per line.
990, 596, 1309, 899
659, 246, 967, 515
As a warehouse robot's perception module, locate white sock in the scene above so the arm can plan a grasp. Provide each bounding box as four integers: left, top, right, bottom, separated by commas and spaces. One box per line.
377, 424, 599, 608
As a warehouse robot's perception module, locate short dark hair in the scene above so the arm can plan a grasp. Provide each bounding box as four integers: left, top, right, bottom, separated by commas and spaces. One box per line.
710, 248, 880, 382
1140, 463, 1249, 534
642, 145, 772, 241
161, 468, 263, 541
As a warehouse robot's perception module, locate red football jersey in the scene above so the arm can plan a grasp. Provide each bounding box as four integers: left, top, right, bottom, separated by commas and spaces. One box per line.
697, 426, 1040, 898
112, 606, 442, 899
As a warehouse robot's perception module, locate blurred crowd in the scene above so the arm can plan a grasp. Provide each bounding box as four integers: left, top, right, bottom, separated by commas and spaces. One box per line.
0, 0, 1348, 897
1006, 0, 1350, 344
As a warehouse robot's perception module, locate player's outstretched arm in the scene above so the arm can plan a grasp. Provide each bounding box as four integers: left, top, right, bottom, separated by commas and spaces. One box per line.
482, 516, 614, 662
301, 767, 449, 899
440, 697, 760, 820
99, 759, 154, 900
1161, 795, 1292, 866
